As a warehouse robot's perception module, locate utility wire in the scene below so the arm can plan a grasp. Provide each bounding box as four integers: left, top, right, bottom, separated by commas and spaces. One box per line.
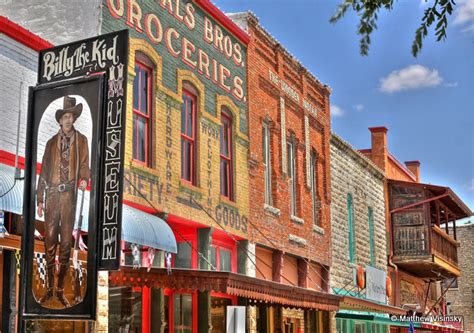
191, 196, 325, 291
124, 176, 216, 271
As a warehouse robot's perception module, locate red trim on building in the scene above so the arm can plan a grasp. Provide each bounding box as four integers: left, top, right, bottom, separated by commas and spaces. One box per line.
0, 150, 41, 172
193, 0, 250, 45
0, 16, 53, 51
387, 152, 417, 182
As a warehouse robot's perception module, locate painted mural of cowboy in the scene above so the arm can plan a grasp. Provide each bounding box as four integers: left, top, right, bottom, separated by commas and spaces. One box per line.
36, 96, 90, 308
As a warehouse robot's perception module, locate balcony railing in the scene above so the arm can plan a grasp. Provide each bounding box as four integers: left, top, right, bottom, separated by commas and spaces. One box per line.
431, 225, 458, 266
393, 225, 458, 267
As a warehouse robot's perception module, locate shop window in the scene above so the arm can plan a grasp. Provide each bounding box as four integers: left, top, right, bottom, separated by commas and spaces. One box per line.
173, 293, 193, 333
310, 150, 319, 226
262, 122, 272, 206
132, 59, 152, 165
347, 194, 355, 263
210, 245, 233, 272
174, 242, 192, 268
368, 207, 375, 266
181, 86, 197, 184
108, 286, 142, 332
287, 141, 297, 216
211, 296, 233, 333
220, 108, 233, 199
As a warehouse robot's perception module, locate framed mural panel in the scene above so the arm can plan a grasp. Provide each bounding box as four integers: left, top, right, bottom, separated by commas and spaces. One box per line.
21, 76, 103, 319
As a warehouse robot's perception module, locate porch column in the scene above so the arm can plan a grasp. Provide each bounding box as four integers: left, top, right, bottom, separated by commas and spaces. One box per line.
150, 288, 167, 333
198, 291, 211, 333
197, 227, 213, 270
273, 250, 283, 283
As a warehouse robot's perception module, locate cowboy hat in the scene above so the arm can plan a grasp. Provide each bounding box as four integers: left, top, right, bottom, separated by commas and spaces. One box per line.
55, 96, 83, 123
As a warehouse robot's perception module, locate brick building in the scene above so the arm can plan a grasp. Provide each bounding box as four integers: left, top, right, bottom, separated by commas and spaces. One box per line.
229, 12, 338, 333
361, 127, 472, 333
330, 133, 401, 333
446, 223, 474, 332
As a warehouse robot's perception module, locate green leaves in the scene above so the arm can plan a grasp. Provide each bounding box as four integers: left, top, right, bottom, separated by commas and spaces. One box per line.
330, 0, 456, 57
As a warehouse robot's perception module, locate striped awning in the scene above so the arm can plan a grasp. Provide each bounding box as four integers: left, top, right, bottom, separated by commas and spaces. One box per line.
0, 163, 177, 253
0, 164, 24, 215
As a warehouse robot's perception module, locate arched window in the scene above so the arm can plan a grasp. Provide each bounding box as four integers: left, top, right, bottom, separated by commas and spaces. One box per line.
347, 193, 355, 262
368, 207, 375, 266
220, 107, 233, 200
132, 53, 154, 165
181, 83, 198, 184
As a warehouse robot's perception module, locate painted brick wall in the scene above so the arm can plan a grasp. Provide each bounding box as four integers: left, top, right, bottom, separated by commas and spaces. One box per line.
237, 13, 332, 269
0, 33, 38, 158
446, 224, 474, 332
330, 133, 387, 290
101, 0, 250, 238
0, 0, 101, 45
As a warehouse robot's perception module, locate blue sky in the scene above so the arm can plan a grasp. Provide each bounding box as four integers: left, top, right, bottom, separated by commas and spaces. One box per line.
217, 0, 474, 216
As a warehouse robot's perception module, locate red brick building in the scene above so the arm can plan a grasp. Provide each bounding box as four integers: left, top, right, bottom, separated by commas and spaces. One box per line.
230, 12, 335, 332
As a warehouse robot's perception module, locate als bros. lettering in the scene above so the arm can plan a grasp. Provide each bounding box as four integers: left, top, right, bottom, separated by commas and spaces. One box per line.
105, 0, 246, 102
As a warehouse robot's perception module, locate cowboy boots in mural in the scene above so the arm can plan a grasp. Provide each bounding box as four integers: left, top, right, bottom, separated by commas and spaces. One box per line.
56, 264, 71, 308
38, 264, 55, 304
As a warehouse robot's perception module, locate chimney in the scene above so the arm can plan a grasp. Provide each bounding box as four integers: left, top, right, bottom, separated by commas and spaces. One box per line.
369, 127, 388, 173
405, 161, 421, 182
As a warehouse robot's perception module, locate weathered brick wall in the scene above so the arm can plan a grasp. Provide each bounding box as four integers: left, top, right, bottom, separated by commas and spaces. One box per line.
446, 224, 474, 332
0, 33, 37, 158
235, 12, 332, 268
330, 133, 387, 290
0, 0, 101, 45
101, 0, 250, 238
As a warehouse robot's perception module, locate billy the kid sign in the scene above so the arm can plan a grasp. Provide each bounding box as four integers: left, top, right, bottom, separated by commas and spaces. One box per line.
20, 30, 128, 321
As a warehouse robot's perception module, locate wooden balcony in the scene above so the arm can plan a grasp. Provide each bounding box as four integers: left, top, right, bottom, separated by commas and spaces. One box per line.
392, 225, 460, 278
389, 180, 471, 280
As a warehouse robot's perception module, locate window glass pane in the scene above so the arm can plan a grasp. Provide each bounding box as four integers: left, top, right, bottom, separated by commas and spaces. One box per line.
138, 116, 146, 162
182, 294, 192, 327
108, 286, 142, 332
174, 242, 192, 268
220, 160, 229, 197
348, 194, 355, 262
133, 65, 139, 110
173, 294, 182, 326
181, 139, 192, 181
220, 249, 231, 272
210, 246, 217, 270
173, 294, 192, 333
140, 68, 148, 115
186, 98, 193, 137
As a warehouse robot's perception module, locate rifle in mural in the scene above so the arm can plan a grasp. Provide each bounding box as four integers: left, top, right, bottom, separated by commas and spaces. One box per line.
73, 188, 85, 303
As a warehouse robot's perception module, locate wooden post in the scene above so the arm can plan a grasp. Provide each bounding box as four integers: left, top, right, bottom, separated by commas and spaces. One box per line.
435, 201, 440, 227
453, 220, 457, 240
445, 211, 449, 234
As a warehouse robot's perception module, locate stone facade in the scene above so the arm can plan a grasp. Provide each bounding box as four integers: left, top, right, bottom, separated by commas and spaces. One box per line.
330, 133, 387, 291
446, 224, 474, 332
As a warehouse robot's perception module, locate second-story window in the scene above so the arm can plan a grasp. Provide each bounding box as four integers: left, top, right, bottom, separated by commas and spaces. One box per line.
310, 150, 319, 226
262, 123, 272, 206
220, 108, 233, 199
181, 88, 197, 184
347, 194, 355, 263
132, 60, 151, 164
287, 140, 297, 216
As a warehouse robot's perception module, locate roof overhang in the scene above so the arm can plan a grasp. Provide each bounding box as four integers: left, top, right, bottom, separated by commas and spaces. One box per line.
110, 267, 341, 311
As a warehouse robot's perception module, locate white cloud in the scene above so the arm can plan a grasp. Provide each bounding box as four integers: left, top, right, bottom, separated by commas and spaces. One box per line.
353, 104, 364, 112
468, 179, 474, 190
455, 0, 474, 32
379, 65, 443, 93
331, 105, 344, 117
444, 82, 459, 87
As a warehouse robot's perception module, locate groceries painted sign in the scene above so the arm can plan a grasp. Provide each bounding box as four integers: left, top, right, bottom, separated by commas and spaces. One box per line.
103, 0, 246, 104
